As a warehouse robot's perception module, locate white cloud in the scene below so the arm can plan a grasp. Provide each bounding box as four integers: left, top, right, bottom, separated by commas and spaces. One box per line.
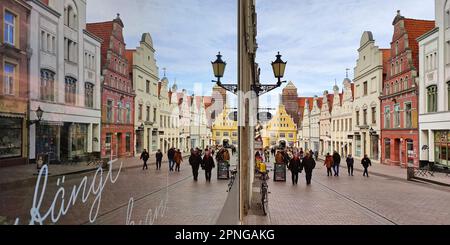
86, 0, 434, 104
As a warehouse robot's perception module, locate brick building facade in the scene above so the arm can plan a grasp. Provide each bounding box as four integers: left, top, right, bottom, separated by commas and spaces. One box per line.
87, 14, 135, 159
0, 0, 30, 166
380, 11, 434, 167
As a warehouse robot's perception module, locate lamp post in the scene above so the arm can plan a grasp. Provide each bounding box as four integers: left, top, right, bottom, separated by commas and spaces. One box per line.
211, 52, 237, 94
211, 52, 287, 96
28, 106, 44, 126
251, 52, 287, 96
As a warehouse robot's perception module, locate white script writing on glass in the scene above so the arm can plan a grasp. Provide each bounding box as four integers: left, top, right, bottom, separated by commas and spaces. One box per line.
14, 161, 122, 225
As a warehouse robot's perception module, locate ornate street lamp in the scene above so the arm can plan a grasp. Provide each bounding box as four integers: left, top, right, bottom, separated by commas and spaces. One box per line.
369, 127, 375, 136
29, 106, 44, 126
271, 52, 287, 85
211, 52, 237, 94
251, 52, 288, 96
211, 52, 226, 83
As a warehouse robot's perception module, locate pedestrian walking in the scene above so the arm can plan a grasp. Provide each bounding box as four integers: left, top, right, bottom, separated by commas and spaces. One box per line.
140, 149, 150, 170
332, 151, 341, 176
167, 147, 175, 171
288, 153, 301, 185
324, 153, 333, 177
361, 154, 372, 177
189, 149, 202, 181
174, 149, 183, 172
203, 152, 215, 182
346, 154, 354, 176
155, 149, 163, 170
301, 152, 316, 185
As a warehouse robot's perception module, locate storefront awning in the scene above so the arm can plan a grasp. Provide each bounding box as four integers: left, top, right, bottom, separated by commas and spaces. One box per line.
0, 112, 25, 118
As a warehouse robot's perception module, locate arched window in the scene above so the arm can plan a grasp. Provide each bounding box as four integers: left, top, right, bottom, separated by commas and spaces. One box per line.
40, 69, 55, 101
427, 85, 438, 113
65, 76, 77, 105
64, 4, 78, 29
395, 41, 399, 55
404, 77, 408, 90
85, 82, 94, 108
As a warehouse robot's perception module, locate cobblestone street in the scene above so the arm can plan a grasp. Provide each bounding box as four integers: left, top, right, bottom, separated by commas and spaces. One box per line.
245, 160, 450, 225
0, 157, 231, 225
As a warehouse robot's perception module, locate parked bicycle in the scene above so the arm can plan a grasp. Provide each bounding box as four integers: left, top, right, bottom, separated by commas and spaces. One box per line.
260, 170, 270, 216
227, 169, 238, 192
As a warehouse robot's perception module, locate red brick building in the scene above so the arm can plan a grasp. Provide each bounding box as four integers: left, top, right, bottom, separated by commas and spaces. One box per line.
380, 11, 434, 167
87, 14, 135, 159
0, 0, 30, 166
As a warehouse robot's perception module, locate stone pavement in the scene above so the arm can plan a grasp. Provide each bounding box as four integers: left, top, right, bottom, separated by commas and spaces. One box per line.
0, 155, 189, 190
244, 158, 450, 225
0, 154, 232, 225
339, 159, 450, 186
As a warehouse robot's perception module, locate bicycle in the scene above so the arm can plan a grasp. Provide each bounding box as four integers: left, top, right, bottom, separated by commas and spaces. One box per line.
227, 169, 238, 192
260, 170, 270, 216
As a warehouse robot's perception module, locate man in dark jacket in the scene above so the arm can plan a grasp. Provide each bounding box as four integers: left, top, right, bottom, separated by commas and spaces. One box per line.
140, 149, 150, 170
167, 148, 175, 172
288, 154, 301, 185
155, 149, 163, 170
189, 150, 202, 181
332, 151, 341, 176
301, 152, 316, 185
203, 153, 215, 182
346, 154, 354, 176
361, 154, 372, 177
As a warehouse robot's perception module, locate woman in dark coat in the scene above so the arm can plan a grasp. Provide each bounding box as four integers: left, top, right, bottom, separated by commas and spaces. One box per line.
203, 153, 215, 182
288, 154, 301, 185
301, 153, 316, 185
189, 150, 202, 181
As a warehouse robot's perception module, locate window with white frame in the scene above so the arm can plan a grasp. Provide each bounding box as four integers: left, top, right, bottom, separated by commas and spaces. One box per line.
4, 11, 15, 45
3, 63, 15, 95
394, 104, 400, 128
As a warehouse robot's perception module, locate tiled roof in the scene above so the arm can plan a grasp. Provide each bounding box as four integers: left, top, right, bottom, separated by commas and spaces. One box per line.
297, 97, 314, 111
203, 96, 213, 109
327, 94, 334, 112
86, 21, 114, 67
317, 98, 323, 109
125, 50, 134, 75
403, 18, 435, 70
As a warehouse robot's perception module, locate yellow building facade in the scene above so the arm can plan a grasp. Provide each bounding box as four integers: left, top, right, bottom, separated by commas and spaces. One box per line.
212, 107, 238, 147
262, 105, 298, 148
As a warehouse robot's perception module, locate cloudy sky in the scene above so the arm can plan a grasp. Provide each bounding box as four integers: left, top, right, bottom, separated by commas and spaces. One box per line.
87, 0, 435, 106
